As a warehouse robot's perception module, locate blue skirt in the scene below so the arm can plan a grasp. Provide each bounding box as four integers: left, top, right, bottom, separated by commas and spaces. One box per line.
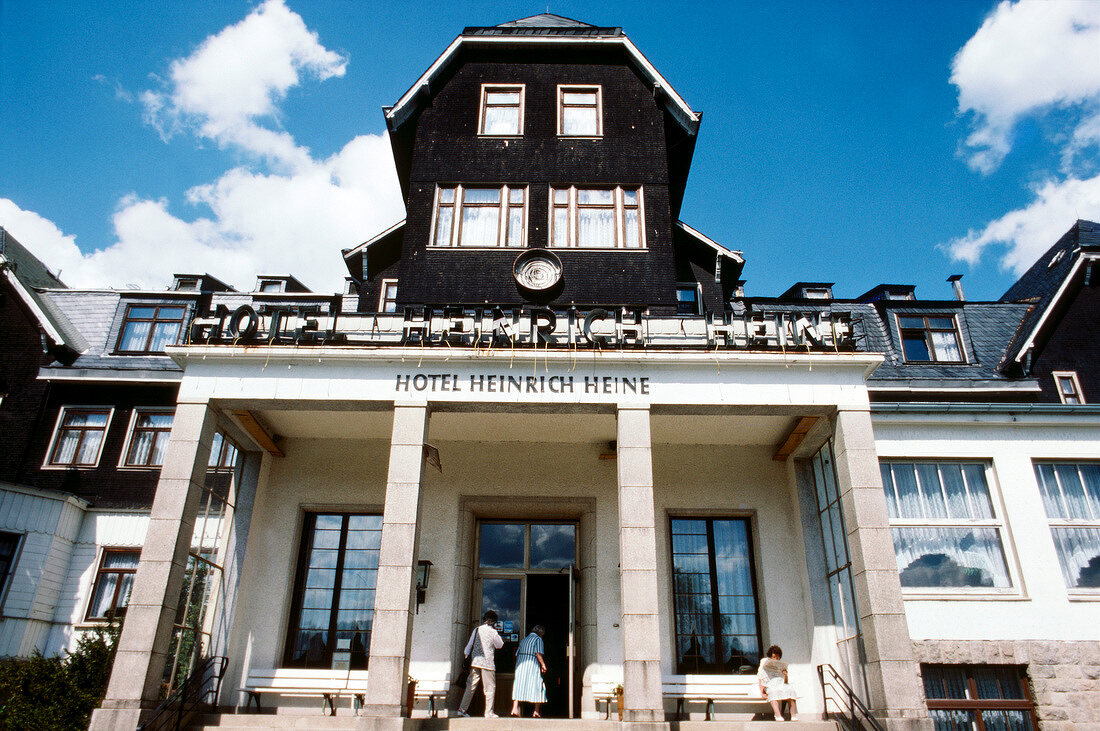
512, 654, 547, 703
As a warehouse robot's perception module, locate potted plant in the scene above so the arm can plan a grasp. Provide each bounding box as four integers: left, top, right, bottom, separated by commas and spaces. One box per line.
615, 684, 624, 720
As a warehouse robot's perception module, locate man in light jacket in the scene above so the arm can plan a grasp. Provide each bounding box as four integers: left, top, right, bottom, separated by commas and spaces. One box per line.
457, 609, 505, 717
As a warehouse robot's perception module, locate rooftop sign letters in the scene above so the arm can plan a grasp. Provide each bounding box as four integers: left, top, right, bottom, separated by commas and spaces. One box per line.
188, 304, 858, 352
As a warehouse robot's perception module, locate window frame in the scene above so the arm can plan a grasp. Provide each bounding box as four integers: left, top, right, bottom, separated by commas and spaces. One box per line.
675, 282, 702, 315
879, 460, 1020, 597
1032, 460, 1100, 596
895, 313, 967, 363
118, 408, 175, 469
429, 184, 528, 249
921, 664, 1038, 730
85, 548, 140, 621
283, 511, 384, 669
478, 84, 525, 137
557, 84, 602, 137
378, 279, 399, 313
115, 303, 187, 354
1052, 371, 1085, 404
549, 185, 646, 250
44, 406, 114, 469
668, 515, 764, 675
207, 432, 239, 473
0, 532, 23, 609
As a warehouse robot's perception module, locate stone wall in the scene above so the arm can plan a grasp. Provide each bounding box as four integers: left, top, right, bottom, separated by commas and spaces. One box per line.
914, 639, 1100, 729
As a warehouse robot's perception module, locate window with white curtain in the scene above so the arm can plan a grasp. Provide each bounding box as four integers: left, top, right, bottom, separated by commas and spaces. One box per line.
1033, 462, 1100, 591
46, 407, 112, 467
86, 549, 140, 620
880, 461, 1013, 590
479, 85, 524, 136
431, 185, 527, 248
122, 409, 174, 468
896, 314, 965, 363
557, 85, 601, 136
550, 185, 644, 249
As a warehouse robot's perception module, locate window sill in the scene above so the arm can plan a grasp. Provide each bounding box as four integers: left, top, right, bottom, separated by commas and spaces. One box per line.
557, 135, 603, 140
1066, 591, 1100, 602
900, 359, 969, 365
425, 245, 527, 251
40, 464, 100, 471
548, 247, 649, 252
901, 590, 1028, 601
477, 134, 524, 139
116, 465, 163, 472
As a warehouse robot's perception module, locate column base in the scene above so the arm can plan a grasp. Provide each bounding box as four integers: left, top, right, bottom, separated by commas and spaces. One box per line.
357, 703, 405, 718
88, 705, 145, 731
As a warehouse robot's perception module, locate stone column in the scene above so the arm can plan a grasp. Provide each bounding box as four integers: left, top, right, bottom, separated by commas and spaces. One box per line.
616, 405, 664, 723
361, 404, 429, 718
90, 401, 217, 731
832, 408, 930, 730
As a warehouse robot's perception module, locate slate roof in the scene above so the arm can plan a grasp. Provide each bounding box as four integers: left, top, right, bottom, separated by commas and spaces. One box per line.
0, 227, 86, 356
998, 219, 1100, 371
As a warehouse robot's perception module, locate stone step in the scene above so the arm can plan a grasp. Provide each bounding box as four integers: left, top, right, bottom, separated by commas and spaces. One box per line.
193, 714, 837, 730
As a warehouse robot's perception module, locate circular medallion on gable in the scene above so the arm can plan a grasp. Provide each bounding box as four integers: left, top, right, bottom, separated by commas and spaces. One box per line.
513, 249, 563, 292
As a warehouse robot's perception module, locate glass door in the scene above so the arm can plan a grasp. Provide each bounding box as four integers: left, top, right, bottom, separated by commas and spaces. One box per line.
475, 521, 576, 717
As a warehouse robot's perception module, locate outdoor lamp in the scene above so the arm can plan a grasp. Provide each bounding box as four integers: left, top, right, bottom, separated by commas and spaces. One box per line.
415, 560, 433, 612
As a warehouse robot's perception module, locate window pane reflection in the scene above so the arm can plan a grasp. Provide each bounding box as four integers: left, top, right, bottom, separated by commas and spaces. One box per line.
530, 524, 575, 568
479, 523, 525, 568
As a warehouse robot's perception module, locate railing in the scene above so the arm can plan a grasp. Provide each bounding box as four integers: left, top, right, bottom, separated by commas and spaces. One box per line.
817, 664, 885, 731
137, 656, 228, 731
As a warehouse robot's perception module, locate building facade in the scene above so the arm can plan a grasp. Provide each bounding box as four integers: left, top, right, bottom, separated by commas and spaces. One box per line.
0, 16, 1097, 731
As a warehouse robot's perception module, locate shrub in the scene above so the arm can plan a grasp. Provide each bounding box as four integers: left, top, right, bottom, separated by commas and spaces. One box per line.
0, 624, 118, 731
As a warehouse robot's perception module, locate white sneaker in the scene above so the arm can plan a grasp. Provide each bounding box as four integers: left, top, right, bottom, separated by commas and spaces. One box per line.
792, 716, 800, 721
454, 709, 469, 717
486, 711, 499, 718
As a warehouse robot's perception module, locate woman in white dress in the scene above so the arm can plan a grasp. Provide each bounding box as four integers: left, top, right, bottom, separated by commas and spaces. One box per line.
510, 625, 548, 717
757, 645, 799, 721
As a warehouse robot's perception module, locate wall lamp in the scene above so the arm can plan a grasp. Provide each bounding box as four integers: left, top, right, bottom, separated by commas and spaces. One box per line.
415, 560, 433, 613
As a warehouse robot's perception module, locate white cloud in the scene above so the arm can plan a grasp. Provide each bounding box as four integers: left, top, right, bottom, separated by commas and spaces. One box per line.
951, 0, 1100, 175
944, 174, 1100, 275
0, 0, 404, 292
142, 0, 347, 171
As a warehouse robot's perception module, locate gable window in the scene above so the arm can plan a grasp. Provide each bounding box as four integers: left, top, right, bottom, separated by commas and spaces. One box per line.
479, 84, 524, 136
1033, 462, 1100, 591
880, 461, 1013, 590
676, 283, 701, 315
670, 517, 762, 674
1052, 371, 1085, 404
117, 304, 186, 353
86, 549, 140, 620
431, 185, 527, 248
558, 85, 601, 136
123, 410, 174, 468
922, 664, 1037, 730
897, 315, 964, 362
378, 279, 399, 313
47, 407, 112, 467
550, 186, 644, 249
285, 513, 382, 669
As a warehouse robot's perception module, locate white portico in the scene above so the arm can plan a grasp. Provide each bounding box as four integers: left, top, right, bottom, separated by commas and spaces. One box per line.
92, 344, 929, 729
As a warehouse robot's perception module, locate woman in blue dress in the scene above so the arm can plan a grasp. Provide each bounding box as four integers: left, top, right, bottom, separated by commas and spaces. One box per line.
510, 625, 548, 717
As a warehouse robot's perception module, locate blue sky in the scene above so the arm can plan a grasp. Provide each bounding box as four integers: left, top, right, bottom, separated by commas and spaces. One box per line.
1, 1, 1097, 300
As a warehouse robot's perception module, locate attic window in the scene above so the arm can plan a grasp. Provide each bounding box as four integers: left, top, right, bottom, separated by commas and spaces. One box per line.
897, 315, 965, 363
174, 277, 199, 291
803, 287, 831, 299
676, 283, 701, 315
1053, 371, 1085, 404
558, 85, 602, 137
479, 84, 524, 136
258, 279, 285, 293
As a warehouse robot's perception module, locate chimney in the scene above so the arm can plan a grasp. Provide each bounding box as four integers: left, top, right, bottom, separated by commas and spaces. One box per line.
947, 274, 965, 302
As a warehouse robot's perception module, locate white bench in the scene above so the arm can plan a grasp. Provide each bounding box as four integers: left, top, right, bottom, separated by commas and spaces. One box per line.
240, 668, 368, 715
409, 671, 451, 718
590, 675, 621, 719
663, 674, 766, 720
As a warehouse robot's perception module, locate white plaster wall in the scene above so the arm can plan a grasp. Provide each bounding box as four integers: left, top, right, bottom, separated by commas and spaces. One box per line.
227, 428, 823, 716
872, 415, 1100, 643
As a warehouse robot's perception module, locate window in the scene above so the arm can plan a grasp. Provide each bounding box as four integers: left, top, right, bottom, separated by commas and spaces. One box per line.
550, 186, 644, 249
174, 277, 198, 291
1033, 462, 1100, 590
47, 407, 111, 467
86, 549, 140, 620
880, 462, 1012, 590
1052, 371, 1085, 404
558, 85, 601, 136
207, 432, 239, 472
922, 664, 1037, 730
431, 185, 527, 248
123, 410, 174, 467
378, 279, 398, 313
479, 84, 524, 136
258, 279, 284, 293
803, 288, 831, 299
676, 283, 701, 315
0, 532, 21, 600
670, 517, 761, 674
117, 304, 186, 353
897, 315, 964, 362
285, 513, 382, 669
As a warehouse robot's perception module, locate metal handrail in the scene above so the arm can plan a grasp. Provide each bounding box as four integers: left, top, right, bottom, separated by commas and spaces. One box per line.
816, 664, 885, 731
137, 656, 228, 731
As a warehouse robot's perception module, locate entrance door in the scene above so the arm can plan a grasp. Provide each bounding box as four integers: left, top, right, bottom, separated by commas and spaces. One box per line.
475, 522, 576, 718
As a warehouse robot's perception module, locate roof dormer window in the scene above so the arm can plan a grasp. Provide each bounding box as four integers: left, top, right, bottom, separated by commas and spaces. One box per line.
1053, 371, 1085, 404
173, 277, 199, 291
258, 279, 284, 293
479, 84, 524, 136
897, 314, 965, 363
558, 85, 602, 137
